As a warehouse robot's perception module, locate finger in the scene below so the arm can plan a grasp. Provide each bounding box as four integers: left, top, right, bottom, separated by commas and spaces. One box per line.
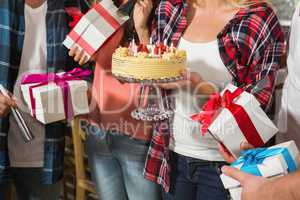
138, 1, 147, 8
69, 45, 78, 57
218, 143, 236, 163
240, 141, 254, 150
135, 1, 143, 9
156, 83, 174, 90
0, 105, 10, 117
221, 166, 249, 185
180, 69, 190, 80
0, 96, 15, 107
142, 0, 153, 11
158, 80, 190, 90
139, 0, 147, 8
145, 0, 153, 8
74, 49, 85, 62
79, 54, 88, 65
10, 99, 17, 108
177, 80, 191, 89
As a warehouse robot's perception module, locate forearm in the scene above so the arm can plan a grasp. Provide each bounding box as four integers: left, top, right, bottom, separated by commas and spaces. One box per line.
136, 28, 150, 45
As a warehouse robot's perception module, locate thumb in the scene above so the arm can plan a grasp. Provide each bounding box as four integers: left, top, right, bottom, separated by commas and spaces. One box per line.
221, 166, 249, 185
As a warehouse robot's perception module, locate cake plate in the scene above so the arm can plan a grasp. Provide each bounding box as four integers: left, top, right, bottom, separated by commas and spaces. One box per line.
113, 74, 184, 121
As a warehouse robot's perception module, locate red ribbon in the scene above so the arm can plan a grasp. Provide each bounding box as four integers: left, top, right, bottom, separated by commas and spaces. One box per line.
93, 3, 121, 30
191, 88, 265, 148
21, 68, 91, 121
65, 7, 84, 29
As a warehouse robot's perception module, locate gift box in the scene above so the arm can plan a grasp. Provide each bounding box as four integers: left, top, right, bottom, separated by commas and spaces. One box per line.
191, 84, 278, 157
20, 68, 91, 124
63, 0, 129, 58
220, 141, 299, 200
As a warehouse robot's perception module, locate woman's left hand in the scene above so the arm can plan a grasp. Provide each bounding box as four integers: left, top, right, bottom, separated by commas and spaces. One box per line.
133, 0, 153, 44
157, 69, 203, 90
133, 0, 153, 32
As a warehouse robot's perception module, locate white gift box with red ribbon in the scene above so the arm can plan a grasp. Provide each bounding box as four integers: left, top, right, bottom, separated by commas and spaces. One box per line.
63, 0, 129, 58
191, 84, 278, 158
20, 69, 90, 124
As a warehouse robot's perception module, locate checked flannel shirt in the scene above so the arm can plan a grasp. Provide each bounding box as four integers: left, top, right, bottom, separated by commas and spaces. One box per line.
144, 0, 286, 192
0, 0, 89, 184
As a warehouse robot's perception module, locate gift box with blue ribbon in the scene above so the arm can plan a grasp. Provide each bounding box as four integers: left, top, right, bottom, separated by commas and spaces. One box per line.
220, 141, 299, 200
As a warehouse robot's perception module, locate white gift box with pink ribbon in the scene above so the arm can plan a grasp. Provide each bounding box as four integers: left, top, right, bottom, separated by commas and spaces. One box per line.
63, 0, 129, 58
191, 84, 278, 158
20, 69, 90, 124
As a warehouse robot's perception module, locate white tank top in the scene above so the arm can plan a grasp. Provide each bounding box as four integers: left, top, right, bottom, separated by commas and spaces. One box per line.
170, 38, 232, 161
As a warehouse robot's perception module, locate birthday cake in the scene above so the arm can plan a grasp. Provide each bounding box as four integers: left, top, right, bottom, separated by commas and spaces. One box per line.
112, 40, 187, 81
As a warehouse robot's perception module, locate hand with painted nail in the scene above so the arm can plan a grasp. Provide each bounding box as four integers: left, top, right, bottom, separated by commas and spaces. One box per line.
69, 45, 90, 65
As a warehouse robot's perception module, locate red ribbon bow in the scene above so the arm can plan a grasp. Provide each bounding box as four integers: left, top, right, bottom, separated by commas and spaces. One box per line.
65, 7, 84, 29
191, 87, 265, 148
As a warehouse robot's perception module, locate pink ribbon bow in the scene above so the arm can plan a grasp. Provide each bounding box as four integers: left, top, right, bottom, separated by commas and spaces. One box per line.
191, 87, 265, 148
21, 68, 91, 121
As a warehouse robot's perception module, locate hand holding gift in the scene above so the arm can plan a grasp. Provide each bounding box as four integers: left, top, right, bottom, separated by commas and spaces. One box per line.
220, 141, 299, 200
0, 91, 17, 117
219, 141, 254, 163
20, 68, 91, 124
64, 0, 129, 64
191, 84, 278, 158
221, 165, 273, 200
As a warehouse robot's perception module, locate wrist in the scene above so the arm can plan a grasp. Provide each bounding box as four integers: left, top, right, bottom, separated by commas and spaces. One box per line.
267, 174, 298, 200
136, 28, 150, 44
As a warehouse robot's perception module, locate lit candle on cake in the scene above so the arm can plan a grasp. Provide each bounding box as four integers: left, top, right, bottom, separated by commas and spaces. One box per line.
129, 38, 138, 56
164, 39, 169, 52
170, 41, 176, 53
147, 37, 155, 56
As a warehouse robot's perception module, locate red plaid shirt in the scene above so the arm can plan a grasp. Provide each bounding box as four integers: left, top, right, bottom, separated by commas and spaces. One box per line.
143, 0, 285, 192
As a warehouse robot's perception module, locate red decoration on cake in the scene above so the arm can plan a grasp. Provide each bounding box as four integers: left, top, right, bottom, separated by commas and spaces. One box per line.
138, 44, 149, 53
154, 43, 167, 55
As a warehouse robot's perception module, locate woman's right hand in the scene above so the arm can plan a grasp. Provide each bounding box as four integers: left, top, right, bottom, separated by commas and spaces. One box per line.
69, 46, 90, 66
219, 142, 254, 163
0, 94, 16, 117
133, 0, 153, 44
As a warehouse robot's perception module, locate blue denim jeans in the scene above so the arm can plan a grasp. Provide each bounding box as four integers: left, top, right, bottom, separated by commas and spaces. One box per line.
86, 126, 162, 200
164, 151, 230, 200
0, 168, 61, 200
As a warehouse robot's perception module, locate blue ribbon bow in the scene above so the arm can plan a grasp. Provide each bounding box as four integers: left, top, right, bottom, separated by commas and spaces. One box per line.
231, 147, 297, 176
